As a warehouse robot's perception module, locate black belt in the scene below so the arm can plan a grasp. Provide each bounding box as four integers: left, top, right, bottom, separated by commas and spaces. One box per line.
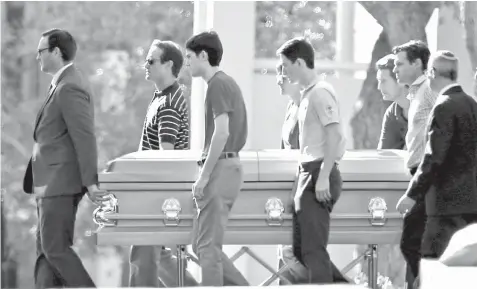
197, 152, 238, 166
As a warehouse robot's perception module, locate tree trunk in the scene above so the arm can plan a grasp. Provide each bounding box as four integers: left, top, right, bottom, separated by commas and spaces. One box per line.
350, 30, 392, 149
2, 2, 25, 104
1, 3, 24, 288
351, 1, 440, 149
464, 2, 477, 71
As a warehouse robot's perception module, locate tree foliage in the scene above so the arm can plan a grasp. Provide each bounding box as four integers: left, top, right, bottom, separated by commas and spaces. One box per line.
255, 1, 336, 59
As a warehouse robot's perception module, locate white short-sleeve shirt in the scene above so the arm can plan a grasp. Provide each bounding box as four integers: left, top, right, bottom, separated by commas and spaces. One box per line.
298, 81, 346, 163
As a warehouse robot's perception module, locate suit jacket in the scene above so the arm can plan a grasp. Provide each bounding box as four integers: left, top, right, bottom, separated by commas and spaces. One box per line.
23, 65, 98, 197
406, 85, 477, 216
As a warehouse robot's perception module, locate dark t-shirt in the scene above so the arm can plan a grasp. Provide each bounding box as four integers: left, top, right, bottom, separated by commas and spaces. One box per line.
202, 71, 248, 158
378, 102, 408, 150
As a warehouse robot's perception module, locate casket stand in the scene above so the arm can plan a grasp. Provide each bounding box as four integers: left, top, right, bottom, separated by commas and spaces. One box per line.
90, 149, 410, 289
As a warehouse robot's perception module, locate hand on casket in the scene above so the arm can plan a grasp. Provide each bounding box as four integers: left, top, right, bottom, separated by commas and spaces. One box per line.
86, 184, 109, 205
396, 194, 416, 215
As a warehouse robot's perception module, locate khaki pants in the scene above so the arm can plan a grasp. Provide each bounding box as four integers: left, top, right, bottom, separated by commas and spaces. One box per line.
191, 158, 249, 286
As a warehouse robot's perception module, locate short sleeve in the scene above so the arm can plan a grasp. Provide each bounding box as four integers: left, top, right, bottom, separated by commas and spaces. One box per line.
206, 80, 233, 118
310, 87, 340, 126
157, 102, 181, 145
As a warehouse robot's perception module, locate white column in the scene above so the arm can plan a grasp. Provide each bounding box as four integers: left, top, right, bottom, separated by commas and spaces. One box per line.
189, 0, 214, 151
436, 5, 474, 96
331, 1, 359, 277
336, 1, 355, 76
190, 0, 255, 150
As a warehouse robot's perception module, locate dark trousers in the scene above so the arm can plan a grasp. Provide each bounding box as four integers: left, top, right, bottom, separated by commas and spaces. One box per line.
400, 167, 426, 289
421, 213, 477, 259
35, 193, 95, 289
400, 200, 426, 288
278, 244, 349, 285
292, 160, 346, 284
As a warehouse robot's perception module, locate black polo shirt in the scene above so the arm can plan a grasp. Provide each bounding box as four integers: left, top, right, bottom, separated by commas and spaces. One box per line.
378, 102, 408, 150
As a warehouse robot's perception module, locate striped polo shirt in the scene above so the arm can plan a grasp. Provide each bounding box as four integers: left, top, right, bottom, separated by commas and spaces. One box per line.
140, 81, 189, 150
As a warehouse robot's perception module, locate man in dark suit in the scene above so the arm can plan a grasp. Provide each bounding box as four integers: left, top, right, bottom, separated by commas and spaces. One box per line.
397, 50, 477, 261
23, 28, 107, 288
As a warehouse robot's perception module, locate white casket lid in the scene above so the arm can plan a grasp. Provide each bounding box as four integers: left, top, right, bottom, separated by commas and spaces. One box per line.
99, 150, 259, 183
257, 149, 411, 182
99, 149, 411, 183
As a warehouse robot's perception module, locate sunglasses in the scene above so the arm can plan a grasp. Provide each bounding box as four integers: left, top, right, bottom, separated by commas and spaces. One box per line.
145, 58, 162, 66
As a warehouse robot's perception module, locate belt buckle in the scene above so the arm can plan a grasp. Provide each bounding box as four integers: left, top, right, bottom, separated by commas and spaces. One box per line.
223, 152, 236, 159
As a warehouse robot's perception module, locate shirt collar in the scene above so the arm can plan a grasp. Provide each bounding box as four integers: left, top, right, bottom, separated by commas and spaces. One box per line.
438, 83, 460, 97
407, 75, 428, 100
300, 77, 320, 96
409, 74, 427, 87
207, 70, 222, 84
154, 81, 179, 96
51, 63, 73, 87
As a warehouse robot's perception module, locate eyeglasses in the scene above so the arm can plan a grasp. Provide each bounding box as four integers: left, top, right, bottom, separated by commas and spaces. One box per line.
145, 58, 162, 66
37, 47, 49, 56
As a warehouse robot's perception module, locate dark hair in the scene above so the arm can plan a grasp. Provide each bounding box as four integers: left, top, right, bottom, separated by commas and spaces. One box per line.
42, 28, 77, 62
376, 54, 397, 80
276, 37, 315, 69
392, 40, 430, 71
152, 40, 184, 77
185, 31, 223, 66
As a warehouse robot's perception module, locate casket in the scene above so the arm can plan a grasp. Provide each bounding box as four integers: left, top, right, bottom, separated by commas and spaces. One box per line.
92, 149, 410, 247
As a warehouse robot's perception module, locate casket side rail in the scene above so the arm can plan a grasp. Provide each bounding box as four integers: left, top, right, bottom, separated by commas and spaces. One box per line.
88, 180, 405, 289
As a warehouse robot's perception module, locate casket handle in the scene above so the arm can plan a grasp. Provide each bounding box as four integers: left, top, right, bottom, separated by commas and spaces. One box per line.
162, 198, 182, 226
265, 197, 285, 226
368, 197, 387, 226
92, 193, 119, 227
